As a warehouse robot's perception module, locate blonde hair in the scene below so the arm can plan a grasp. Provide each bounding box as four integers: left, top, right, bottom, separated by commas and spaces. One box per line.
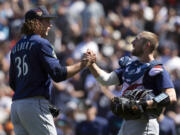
141, 31, 159, 53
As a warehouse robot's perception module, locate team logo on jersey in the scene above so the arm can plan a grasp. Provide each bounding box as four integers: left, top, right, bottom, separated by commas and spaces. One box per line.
34, 9, 43, 16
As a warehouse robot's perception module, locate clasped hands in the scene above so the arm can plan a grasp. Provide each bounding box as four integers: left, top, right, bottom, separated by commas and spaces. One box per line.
81, 49, 96, 67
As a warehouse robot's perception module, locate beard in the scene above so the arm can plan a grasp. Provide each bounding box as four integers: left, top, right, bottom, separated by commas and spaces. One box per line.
132, 48, 143, 57
40, 28, 49, 38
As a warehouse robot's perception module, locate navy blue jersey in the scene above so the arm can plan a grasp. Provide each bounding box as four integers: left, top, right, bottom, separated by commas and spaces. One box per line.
9, 35, 67, 100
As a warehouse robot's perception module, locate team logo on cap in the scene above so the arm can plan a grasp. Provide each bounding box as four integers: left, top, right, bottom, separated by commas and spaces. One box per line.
34, 9, 43, 16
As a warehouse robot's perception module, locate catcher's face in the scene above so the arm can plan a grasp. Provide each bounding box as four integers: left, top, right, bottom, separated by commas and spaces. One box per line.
131, 33, 144, 57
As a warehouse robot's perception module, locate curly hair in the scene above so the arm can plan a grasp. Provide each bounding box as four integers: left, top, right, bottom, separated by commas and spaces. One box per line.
21, 19, 46, 36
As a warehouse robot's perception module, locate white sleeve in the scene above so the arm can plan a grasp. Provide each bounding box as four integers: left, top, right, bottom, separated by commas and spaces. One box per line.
95, 71, 120, 86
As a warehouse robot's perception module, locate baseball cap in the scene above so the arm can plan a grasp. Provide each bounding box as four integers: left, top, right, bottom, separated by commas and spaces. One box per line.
25, 6, 56, 22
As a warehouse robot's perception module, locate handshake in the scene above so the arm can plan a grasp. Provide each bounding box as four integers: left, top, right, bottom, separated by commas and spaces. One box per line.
81, 49, 96, 67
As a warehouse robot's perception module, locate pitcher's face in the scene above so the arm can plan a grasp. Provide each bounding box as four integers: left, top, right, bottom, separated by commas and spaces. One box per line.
41, 19, 52, 37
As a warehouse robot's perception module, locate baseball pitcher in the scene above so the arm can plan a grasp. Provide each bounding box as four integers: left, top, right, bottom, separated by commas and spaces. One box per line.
9, 6, 95, 135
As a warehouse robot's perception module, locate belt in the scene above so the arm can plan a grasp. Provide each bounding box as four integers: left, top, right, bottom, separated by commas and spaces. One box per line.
32, 96, 45, 99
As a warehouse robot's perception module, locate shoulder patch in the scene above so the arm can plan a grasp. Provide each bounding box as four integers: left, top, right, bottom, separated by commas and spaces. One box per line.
148, 65, 163, 76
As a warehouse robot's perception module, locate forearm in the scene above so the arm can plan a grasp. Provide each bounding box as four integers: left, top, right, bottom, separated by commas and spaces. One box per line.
89, 63, 120, 86
66, 62, 84, 79
165, 88, 177, 103
88, 63, 103, 78
146, 88, 177, 108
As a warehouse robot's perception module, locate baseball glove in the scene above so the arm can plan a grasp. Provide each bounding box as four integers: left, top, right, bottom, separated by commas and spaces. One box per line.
110, 89, 163, 120
49, 104, 60, 118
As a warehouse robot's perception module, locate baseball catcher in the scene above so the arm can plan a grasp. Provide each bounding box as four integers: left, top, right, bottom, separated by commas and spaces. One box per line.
88, 31, 177, 135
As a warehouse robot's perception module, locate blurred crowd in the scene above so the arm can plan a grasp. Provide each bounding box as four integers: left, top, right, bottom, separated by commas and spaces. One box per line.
0, 0, 180, 135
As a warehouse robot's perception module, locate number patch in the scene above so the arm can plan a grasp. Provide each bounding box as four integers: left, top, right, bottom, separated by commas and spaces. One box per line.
15, 55, 28, 77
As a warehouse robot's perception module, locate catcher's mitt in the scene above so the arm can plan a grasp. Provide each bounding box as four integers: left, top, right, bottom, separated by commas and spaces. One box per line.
110, 89, 163, 120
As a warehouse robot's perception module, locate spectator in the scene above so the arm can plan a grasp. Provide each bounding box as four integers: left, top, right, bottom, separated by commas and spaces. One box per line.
55, 3, 71, 45
73, 29, 99, 60
81, 0, 105, 34
75, 100, 109, 135
158, 113, 176, 135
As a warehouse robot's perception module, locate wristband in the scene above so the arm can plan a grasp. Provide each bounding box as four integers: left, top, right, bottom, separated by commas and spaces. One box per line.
153, 93, 170, 107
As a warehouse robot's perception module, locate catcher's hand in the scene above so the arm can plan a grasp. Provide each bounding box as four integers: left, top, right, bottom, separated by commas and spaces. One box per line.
110, 96, 145, 120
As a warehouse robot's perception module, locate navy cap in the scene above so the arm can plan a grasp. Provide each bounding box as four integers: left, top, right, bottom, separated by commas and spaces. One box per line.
25, 6, 56, 21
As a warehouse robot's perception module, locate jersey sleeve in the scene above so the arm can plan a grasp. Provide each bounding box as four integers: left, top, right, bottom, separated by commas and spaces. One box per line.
155, 67, 174, 92
38, 41, 67, 82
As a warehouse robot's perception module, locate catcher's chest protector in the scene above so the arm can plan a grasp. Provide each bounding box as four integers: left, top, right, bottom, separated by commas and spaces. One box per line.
116, 57, 163, 119
119, 56, 162, 86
